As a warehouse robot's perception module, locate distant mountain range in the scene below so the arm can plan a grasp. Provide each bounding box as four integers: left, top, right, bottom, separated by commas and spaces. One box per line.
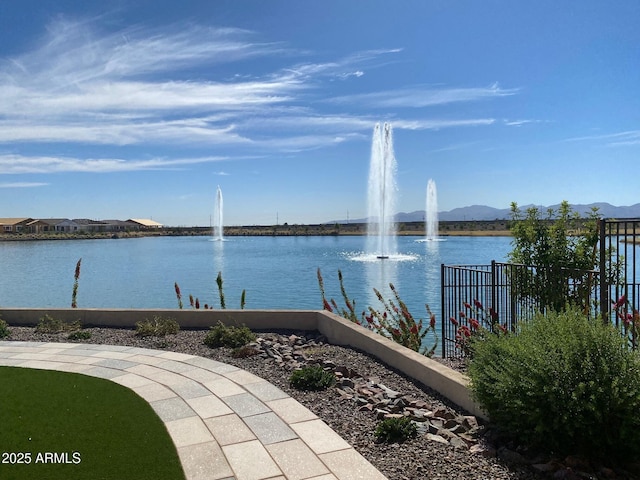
331, 203, 640, 223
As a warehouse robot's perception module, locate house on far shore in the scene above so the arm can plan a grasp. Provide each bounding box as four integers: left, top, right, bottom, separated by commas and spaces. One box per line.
73, 219, 109, 232
128, 218, 163, 229
0, 218, 33, 233
102, 219, 137, 231
27, 218, 79, 233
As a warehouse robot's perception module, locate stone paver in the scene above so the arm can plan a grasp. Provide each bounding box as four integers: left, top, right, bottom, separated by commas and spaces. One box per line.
0, 341, 388, 480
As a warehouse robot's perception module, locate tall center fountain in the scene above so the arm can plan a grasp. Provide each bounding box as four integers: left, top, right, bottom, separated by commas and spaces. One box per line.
367, 122, 397, 259
213, 185, 224, 241
426, 179, 438, 241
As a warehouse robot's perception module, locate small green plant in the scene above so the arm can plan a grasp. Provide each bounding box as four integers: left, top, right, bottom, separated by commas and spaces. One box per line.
204, 322, 256, 348
468, 307, 640, 462
35, 314, 81, 333
67, 330, 92, 341
289, 365, 335, 391
135, 316, 180, 337
0, 317, 10, 338
374, 416, 418, 443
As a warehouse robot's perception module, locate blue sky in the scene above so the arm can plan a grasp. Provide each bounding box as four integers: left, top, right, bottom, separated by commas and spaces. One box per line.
0, 1, 638, 226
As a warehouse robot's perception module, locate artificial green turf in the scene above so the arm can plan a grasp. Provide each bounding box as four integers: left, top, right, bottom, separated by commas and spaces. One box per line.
0, 367, 185, 480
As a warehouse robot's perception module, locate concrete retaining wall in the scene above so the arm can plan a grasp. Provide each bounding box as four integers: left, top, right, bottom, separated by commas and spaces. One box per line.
0, 307, 485, 419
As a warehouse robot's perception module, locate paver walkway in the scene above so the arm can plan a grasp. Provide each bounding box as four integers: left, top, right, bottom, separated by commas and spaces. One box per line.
0, 341, 388, 480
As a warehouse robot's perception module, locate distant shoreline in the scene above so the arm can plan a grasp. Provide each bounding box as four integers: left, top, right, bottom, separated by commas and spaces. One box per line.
0, 220, 512, 241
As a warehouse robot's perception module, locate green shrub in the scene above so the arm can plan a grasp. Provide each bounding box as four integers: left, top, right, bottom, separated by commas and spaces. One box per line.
468, 308, 640, 461
374, 416, 418, 443
35, 314, 81, 333
135, 316, 180, 337
204, 322, 256, 349
67, 330, 92, 341
0, 317, 10, 338
289, 365, 335, 391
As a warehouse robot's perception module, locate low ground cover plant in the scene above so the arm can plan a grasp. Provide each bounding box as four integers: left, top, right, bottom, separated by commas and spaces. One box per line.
135, 316, 180, 337
204, 321, 256, 348
35, 313, 81, 334
289, 364, 335, 391
374, 416, 418, 443
468, 307, 640, 462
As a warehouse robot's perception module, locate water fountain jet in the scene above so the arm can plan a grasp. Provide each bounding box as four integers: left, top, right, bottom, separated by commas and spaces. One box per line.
367, 123, 397, 259
213, 186, 224, 241
425, 179, 438, 241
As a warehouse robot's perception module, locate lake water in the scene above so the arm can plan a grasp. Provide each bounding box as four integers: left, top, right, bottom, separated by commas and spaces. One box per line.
0, 235, 512, 320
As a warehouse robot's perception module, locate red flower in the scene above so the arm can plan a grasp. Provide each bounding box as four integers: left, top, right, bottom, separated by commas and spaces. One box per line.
449, 317, 459, 326
459, 311, 466, 319
469, 318, 480, 331
323, 299, 333, 312
464, 302, 472, 310
614, 295, 627, 309
410, 324, 419, 335
489, 307, 498, 321
474, 299, 483, 310
429, 314, 436, 329
195, 298, 200, 309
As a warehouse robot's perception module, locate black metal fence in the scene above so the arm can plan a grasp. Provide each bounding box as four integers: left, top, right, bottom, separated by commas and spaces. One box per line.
441, 218, 640, 358
441, 261, 600, 358
599, 219, 640, 328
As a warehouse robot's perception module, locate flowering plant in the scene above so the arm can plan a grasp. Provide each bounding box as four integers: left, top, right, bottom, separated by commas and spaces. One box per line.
449, 299, 507, 357
611, 294, 639, 349
318, 268, 438, 356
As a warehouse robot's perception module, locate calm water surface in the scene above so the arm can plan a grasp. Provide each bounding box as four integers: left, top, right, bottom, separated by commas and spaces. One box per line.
0, 236, 512, 318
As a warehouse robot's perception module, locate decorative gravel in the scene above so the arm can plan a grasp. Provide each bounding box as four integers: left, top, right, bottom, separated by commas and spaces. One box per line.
5, 326, 637, 480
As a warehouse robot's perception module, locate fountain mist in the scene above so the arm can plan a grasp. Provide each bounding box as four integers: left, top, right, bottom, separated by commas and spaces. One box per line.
213, 186, 224, 241
367, 123, 397, 259
426, 179, 438, 241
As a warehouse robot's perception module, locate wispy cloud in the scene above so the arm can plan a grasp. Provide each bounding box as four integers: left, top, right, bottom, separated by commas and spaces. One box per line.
503, 119, 542, 127
328, 82, 518, 108
0, 17, 506, 168
0, 182, 49, 188
0, 154, 227, 174
566, 130, 640, 147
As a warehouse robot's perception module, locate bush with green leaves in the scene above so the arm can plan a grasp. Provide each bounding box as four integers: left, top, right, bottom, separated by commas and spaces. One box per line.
135, 316, 180, 337
468, 307, 640, 461
508, 201, 603, 312
67, 330, 92, 341
35, 314, 81, 333
374, 416, 417, 443
289, 365, 335, 391
203, 322, 256, 349
0, 317, 10, 338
